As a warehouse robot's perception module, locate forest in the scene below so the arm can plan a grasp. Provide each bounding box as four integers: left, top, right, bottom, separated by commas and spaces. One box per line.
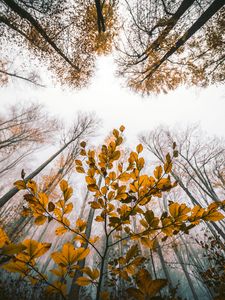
0, 1, 225, 300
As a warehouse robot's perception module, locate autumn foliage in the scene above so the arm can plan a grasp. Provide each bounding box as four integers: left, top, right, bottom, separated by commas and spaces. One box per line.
0, 127, 224, 299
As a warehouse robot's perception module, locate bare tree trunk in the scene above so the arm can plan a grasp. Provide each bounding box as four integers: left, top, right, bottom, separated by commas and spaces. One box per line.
68, 176, 102, 300
0, 135, 81, 208
0, 69, 45, 87
173, 242, 199, 300
2, 0, 80, 71
145, 0, 225, 79
94, 0, 105, 32
157, 240, 173, 290
180, 235, 214, 299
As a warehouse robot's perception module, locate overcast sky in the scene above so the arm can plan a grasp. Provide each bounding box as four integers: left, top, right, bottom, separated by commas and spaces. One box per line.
1, 55, 225, 148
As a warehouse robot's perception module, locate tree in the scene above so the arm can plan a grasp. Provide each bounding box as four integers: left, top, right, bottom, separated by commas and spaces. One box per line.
140, 125, 225, 239
0, 113, 98, 208
117, 0, 225, 94
0, 58, 45, 87
0, 126, 224, 300
0, 103, 58, 180
0, 0, 118, 87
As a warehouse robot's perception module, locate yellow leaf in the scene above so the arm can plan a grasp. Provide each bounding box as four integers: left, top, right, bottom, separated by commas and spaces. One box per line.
95, 216, 104, 222
89, 236, 99, 244
154, 166, 163, 179
2, 260, 28, 274
35, 242, 51, 257
109, 171, 116, 180
108, 191, 115, 200
169, 203, 180, 218
14, 180, 26, 190
64, 187, 73, 201
1, 243, 26, 255
116, 193, 128, 201
64, 203, 73, 214
76, 166, 85, 173
203, 211, 224, 222
87, 184, 99, 192
164, 162, 172, 174
22, 239, 50, 258
75, 159, 83, 166
90, 201, 101, 209
130, 183, 138, 193
113, 129, 119, 138
35, 215, 47, 225
161, 218, 174, 236
76, 276, 91, 286
50, 266, 67, 277
101, 186, 108, 195
38, 193, 48, 208
111, 150, 120, 161
189, 205, 205, 224
116, 136, 123, 146
92, 268, 100, 280
119, 173, 131, 182
46, 280, 67, 296
80, 149, 86, 156
85, 176, 96, 185
173, 150, 178, 157
51, 252, 68, 266
82, 267, 100, 280
0, 227, 9, 248
140, 238, 156, 249
60, 180, 68, 192
52, 243, 74, 266
119, 125, 125, 132
129, 151, 138, 162
127, 287, 144, 300
27, 180, 37, 193
126, 244, 138, 262
76, 218, 86, 231
75, 248, 90, 261
136, 144, 143, 153
22, 239, 39, 258
55, 226, 68, 236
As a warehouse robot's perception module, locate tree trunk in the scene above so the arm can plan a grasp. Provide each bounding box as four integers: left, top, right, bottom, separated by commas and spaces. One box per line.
145, 0, 225, 79
0, 136, 80, 208
68, 176, 102, 300
3, 0, 80, 71
173, 242, 199, 300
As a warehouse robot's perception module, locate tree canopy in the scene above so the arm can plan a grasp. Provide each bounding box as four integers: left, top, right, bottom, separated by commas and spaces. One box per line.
1, 0, 224, 93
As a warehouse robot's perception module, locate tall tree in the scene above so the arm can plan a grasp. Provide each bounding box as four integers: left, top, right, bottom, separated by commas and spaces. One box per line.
0, 103, 58, 180
117, 0, 225, 94
0, 0, 118, 87
140, 125, 225, 239
0, 113, 98, 208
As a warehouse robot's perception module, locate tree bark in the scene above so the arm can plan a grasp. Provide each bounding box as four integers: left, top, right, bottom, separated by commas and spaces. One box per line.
2, 0, 80, 71
145, 0, 225, 79
0, 135, 81, 208
68, 176, 102, 300
173, 242, 199, 300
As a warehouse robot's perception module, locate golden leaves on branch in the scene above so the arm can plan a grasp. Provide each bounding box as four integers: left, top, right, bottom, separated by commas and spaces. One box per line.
5, 127, 224, 297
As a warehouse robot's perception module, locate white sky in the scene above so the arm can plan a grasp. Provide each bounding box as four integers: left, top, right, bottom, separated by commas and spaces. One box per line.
1, 55, 225, 148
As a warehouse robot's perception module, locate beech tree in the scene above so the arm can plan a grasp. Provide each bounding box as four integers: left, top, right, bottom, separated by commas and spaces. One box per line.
0, 0, 118, 87
0, 58, 45, 87
0, 127, 224, 300
0, 103, 58, 180
117, 0, 225, 94
140, 125, 225, 239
